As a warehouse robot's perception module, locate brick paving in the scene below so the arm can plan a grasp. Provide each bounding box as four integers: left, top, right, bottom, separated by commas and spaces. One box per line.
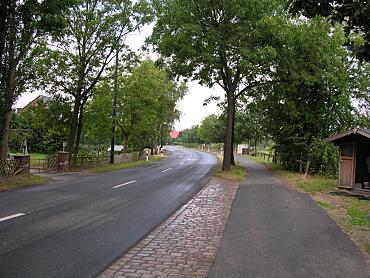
99, 178, 239, 278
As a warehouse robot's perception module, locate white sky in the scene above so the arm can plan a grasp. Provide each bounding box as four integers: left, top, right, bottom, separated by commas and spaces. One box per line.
15, 23, 223, 131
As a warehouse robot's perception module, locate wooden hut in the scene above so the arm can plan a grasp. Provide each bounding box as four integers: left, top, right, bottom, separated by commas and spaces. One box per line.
324, 128, 370, 193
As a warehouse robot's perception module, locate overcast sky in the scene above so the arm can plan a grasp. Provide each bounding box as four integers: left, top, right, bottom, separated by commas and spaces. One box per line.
15, 23, 223, 131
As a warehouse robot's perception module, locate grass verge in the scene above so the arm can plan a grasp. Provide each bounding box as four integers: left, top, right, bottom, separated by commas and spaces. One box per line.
92, 156, 164, 173
316, 200, 332, 208
0, 174, 51, 191
245, 154, 370, 263
215, 155, 246, 182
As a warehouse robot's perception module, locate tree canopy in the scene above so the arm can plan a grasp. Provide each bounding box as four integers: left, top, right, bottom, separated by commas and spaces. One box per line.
258, 18, 356, 170
0, 0, 74, 159
84, 60, 186, 151
288, 0, 370, 62
38, 0, 151, 156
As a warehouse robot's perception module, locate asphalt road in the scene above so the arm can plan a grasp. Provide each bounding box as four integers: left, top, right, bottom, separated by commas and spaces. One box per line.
0, 147, 216, 278
208, 155, 370, 278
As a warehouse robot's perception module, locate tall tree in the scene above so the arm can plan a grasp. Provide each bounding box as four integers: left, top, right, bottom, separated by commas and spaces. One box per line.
198, 114, 225, 145
0, 0, 73, 160
234, 99, 266, 149
84, 60, 186, 151
259, 19, 356, 169
149, 0, 285, 170
39, 0, 151, 156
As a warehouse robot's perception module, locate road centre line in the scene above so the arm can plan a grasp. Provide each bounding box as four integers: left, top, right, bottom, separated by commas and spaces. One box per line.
112, 180, 136, 189
161, 168, 172, 173
179, 162, 184, 165
0, 213, 26, 223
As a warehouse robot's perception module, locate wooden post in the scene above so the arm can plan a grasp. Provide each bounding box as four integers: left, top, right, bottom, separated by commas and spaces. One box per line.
57, 152, 69, 171
13, 155, 30, 175
304, 161, 310, 179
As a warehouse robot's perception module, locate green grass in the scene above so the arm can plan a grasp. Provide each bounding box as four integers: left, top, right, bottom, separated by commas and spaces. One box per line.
295, 177, 337, 193
0, 174, 51, 191
244, 154, 284, 170
29, 153, 48, 167
366, 243, 370, 255
92, 156, 164, 173
347, 208, 370, 227
215, 155, 246, 182
316, 200, 332, 208
30, 153, 48, 160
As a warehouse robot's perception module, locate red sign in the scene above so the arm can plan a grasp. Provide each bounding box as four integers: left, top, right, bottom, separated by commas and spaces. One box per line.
169, 130, 179, 139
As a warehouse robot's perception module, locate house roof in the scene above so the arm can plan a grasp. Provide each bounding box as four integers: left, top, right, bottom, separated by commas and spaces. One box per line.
21, 95, 52, 111
324, 127, 370, 145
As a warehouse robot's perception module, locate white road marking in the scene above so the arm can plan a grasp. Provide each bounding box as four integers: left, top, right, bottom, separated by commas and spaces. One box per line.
0, 213, 26, 222
179, 162, 184, 165
112, 180, 136, 189
161, 168, 172, 173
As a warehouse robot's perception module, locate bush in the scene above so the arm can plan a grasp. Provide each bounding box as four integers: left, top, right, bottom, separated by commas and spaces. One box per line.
308, 139, 339, 178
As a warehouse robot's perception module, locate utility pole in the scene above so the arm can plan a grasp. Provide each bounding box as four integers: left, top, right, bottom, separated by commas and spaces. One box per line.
110, 45, 119, 164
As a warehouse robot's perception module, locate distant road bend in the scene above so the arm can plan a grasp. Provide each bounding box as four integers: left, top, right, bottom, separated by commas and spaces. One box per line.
0, 146, 217, 278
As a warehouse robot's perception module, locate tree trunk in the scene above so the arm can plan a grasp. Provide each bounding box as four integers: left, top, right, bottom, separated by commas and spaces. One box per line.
222, 91, 235, 171
74, 104, 84, 155
1, 0, 16, 161
123, 136, 128, 149
254, 138, 257, 155
1, 110, 11, 160
230, 101, 236, 165
68, 97, 81, 155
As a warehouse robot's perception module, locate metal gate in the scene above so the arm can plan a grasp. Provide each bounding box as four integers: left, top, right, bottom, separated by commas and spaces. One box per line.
30, 155, 57, 172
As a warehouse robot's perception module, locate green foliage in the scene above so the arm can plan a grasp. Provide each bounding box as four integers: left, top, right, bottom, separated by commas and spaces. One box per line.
308, 139, 339, 178
234, 100, 267, 146
10, 97, 70, 154
0, 0, 75, 159
288, 0, 370, 63
175, 126, 201, 145
351, 62, 370, 124
259, 19, 356, 171
36, 0, 151, 155
197, 115, 225, 144
84, 84, 113, 147
84, 60, 186, 151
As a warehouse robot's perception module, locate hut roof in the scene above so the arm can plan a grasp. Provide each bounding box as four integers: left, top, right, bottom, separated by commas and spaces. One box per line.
324, 128, 370, 145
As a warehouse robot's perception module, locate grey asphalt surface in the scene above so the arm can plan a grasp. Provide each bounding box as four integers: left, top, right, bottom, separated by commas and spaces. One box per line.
209, 155, 370, 278
0, 147, 216, 278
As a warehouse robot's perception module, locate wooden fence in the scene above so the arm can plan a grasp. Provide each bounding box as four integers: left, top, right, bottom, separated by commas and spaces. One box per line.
0, 160, 20, 176
252, 151, 281, 164
114, 152, 140, 164
69, 154, 110, 168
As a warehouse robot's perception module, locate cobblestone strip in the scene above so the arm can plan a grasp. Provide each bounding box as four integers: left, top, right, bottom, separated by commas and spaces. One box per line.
99, 178, 239, 278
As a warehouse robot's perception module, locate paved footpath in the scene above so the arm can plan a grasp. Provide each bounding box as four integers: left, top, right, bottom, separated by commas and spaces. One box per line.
99, 178, 239, 278
209, 156, 370, 278
99, 156, 370, 278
